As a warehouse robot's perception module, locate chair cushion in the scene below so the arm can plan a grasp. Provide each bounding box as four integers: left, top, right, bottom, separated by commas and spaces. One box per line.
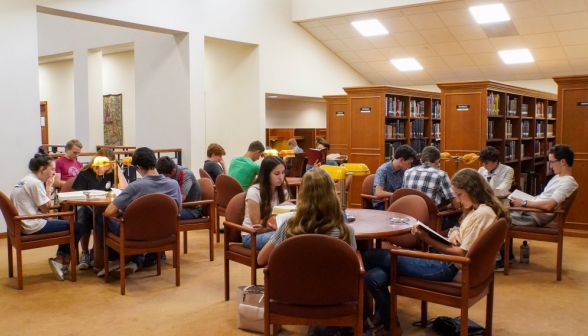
20, 230, 69, 242
107, 232, 177, 248
510, 222, 558, 235
228, 243, 254, 257
396, 275, 492, 298
270, 301, 358, 319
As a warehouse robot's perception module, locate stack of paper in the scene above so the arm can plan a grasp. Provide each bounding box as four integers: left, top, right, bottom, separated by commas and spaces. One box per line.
57, 190, 108, 202
272, 204, 296, 215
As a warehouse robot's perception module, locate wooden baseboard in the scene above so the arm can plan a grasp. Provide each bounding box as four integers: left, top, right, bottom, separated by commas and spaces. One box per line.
564, 229, 588, 239
0, 232, 6, 239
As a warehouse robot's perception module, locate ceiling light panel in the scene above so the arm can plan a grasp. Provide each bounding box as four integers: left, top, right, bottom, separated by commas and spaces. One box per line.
469, 4, 510, 24
351, 19, 389, 37
390, 58, 423, 71
498, 48, 534, 64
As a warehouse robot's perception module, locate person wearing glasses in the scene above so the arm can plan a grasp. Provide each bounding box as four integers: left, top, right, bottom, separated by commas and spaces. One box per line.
509, 144, 578, 227
477, 146, 514, 191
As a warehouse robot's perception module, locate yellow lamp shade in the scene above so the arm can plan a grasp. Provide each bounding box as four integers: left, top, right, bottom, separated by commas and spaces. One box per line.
92, 156, 112, 167
440, 152, 452, 160
279, 150, 295, 158
264, 149, 279, 157
341, 163, 370, 176
320, 165, 349, 180
121, 157, 133, 166
462, 153, 480, 165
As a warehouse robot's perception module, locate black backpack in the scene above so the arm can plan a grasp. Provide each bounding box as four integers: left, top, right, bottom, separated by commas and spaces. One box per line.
432, 316, 485, 336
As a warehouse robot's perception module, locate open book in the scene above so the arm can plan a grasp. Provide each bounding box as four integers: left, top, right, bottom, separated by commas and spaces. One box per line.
507, 189, 535, 201
57, 190, 108, 202
272, 204, 296, 215
307, 148, 327, 165
417, 221, 451, 245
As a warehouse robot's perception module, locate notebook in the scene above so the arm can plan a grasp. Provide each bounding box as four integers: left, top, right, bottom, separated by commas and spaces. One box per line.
57, 190, 108, 202
507, 189, 534, 201
416, 221, 451, 245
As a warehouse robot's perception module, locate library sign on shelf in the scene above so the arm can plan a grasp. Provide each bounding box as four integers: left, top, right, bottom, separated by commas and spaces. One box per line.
360, 107, 371, 113
335, 111, 345, 116
577, 101, 588, 107
456, 104, 470, 111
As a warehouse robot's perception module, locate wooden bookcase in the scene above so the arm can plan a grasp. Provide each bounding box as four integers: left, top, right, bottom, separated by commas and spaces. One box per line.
265, 128, 326, 152
327, 86, 441, 208
553, 75, 588, 237
437, 81, 557, 195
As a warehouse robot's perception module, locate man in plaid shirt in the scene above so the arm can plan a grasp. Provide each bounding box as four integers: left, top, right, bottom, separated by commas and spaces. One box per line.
403, 146, 460, 212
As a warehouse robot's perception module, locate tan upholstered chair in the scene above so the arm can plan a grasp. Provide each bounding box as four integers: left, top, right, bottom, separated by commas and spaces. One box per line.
389, 188, 462, 234
215, 174, 244, 243
359, 174, 389, 210
223, 192, 265, 301
0, 191, 76, 290
390, 218, 508, 336
385, 195, 429, 250
179, 178, 216, 261
264, 235, 364, 336
103, 193, 180, 295
505, 189, 578, 281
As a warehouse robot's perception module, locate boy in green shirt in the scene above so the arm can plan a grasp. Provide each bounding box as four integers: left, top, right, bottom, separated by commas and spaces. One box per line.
228, 140, 266, 190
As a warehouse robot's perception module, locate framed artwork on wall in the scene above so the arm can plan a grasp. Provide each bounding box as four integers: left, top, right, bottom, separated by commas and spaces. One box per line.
103, 94, 123, 145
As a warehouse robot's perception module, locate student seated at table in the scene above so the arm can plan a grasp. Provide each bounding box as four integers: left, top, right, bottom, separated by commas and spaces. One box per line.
228, 140, 266, 190
71, 148, 128, 271
363, 168, 510, 336
10, 147, 82, 281
257, 168, 356, 265
203, 143, 226, 183
305, 140, 339, 172
156, 156, 202, 220
54, 139, 83, 189
242, 156, 291, 251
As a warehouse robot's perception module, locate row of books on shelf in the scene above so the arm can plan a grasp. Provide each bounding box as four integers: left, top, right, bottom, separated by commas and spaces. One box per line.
386, 96, 405, 117
384, 141, 403, 161
505, 140, 517, 161
410, 139, 427, 157
409, 100, 425, 118
432, 101, 441, 118
546, 124, 554, 137
489, 94, 554, 119
431, 123, 441, 139
522, 120, 530, 137
506, 96, 517, 116
487, 93, 500, 116
385, 121, 405, 139
385, 96, 442, 118
534, 140, 545, 157
410, 119, 425, 138
487, 120, 496, 139
505, 120, 514, 138
536, 121, 544, 137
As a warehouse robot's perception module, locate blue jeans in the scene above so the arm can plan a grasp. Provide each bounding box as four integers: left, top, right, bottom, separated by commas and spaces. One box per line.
26, 219, 82, 257
363, 249, 459, 330
180, 208, 198, 220
95, 214, 142, 265
242, 231, 274, 251
76, 206, 95, 235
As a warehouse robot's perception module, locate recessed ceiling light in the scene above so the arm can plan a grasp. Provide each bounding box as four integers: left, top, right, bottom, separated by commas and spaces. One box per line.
498, 48, 534, 64
469, 3, 510, 24
351, 19, 388, 37
390, 58, 423, 72
267, 95, 278, 98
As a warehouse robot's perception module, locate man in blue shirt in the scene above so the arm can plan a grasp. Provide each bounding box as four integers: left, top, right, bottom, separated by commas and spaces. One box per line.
373, 145, 417, 210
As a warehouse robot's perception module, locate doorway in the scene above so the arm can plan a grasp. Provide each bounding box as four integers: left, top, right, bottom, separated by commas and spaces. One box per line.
40, 101, 48, 144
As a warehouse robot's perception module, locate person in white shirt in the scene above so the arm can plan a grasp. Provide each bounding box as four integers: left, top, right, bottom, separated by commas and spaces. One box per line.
510, 144, 578, 227
478, 146, 514, 191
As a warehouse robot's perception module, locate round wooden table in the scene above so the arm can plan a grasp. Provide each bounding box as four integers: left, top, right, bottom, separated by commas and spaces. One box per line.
64, 197, 114, 271
346, 208, 416, 240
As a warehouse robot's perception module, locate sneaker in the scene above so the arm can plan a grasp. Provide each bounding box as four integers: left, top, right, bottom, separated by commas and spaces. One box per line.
111, 261, 138, 279
62, 265, 70, 276
509, 255, 516, 264
495, 259, 505, 272
48, 258, 65, 281
78, 251, 91, 270
97, 260, 121, 278
161, 252, 167, 262
89, 248, 95, 267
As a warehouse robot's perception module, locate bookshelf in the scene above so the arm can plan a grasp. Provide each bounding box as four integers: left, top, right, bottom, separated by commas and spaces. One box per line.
437, 80, 557, 196
326, 86, 441, 208
553, 75, 588, 237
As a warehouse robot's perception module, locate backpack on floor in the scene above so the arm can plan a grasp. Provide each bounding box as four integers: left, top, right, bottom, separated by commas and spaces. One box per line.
433, 316, 485, 336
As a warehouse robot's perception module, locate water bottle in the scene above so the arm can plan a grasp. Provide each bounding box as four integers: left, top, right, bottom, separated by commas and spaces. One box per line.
520, 240, 530, 264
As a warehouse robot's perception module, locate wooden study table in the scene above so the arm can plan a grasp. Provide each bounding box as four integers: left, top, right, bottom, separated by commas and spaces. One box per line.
64, 196, 114, 272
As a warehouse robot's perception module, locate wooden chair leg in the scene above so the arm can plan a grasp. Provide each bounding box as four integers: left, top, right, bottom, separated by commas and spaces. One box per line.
17, 249, 23, 290
503, 233, 511, 276
70, 234, 77, 283
224, 258, 230, 301
120, 250, 126, 295
216, 212, 221, 243
557, 238, 563, 281
104, 240, 110, 284
486, 280, 494, 336
183, 230, 188, 254
460, 305, 469, 336
175, 246, 180, 287
209, 226, 214, 261
7, 238, 13, 278
390, 290, 399, 335
157, 251, 162, 276
421, 301, 428, 327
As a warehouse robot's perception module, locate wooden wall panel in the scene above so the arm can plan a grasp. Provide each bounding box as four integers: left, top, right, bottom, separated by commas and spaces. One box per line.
442, 93, 484, 153
325, 95, 350, 155
349, 96, 383, 152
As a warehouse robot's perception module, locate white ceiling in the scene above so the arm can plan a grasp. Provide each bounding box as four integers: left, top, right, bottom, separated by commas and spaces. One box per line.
298, 0, 588, 87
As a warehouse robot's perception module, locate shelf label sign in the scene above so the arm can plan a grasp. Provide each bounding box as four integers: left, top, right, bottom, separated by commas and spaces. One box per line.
335, 111, 345, 116
360, 107, 371, 113
456, 104, 470, 111
577, 101, 588, 106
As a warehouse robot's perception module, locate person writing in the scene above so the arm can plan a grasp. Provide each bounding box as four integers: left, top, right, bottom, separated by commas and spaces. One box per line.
10, 147, 82, 281
71, 148, 128, 270
257, 167, 356, 265
363, 168, 510, 336
241, 156, 291, 250
54, 139, 83, 189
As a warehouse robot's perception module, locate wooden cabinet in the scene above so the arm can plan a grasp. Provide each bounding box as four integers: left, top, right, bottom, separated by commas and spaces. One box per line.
437, 81, 557, 195
265, 128, 326, 152
553, 75, 588, 237
327, 86, 440, 208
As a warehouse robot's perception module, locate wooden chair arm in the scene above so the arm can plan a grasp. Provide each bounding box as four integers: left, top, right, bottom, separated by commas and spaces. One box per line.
355, 250, 365, 273
438, 208, 462, 217
15, 211, 75, 220
182, 200, 214, 207
103, 214, 124, 224
508, 207, 565, 214
390, 247, 470, 265
360, 194, 388, 201
49, 204, 62, 210
223, 221, 257, 235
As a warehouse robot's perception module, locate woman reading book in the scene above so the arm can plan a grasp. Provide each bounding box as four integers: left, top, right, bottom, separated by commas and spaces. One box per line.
70, 148, 127, 270
257, 167, 356, 265
362, 168, 510, 336
241, 156, 291, 250
10, 147, 83, 281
